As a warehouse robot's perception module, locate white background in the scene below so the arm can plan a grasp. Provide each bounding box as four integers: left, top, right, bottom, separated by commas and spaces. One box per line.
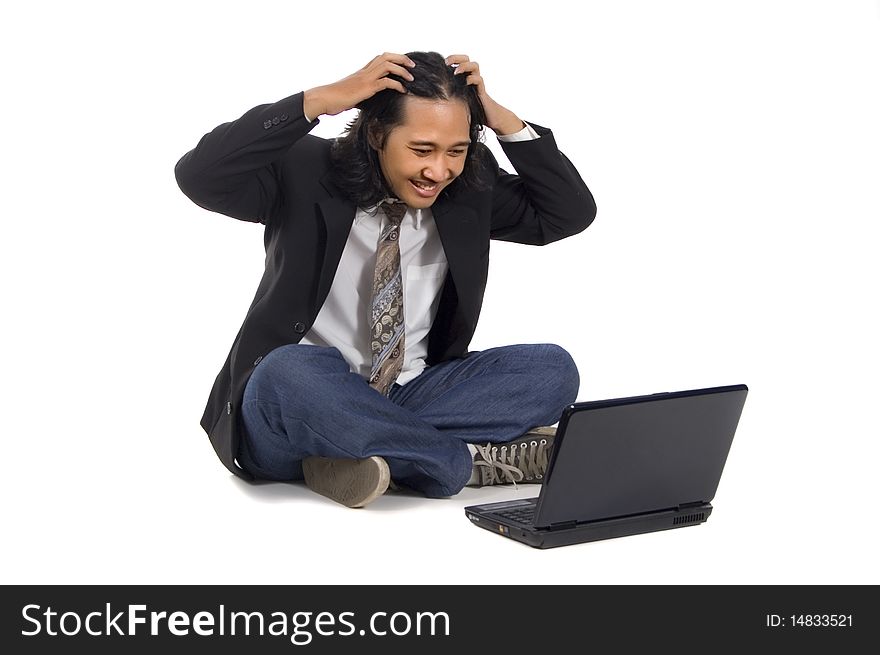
2, 0, 878, 585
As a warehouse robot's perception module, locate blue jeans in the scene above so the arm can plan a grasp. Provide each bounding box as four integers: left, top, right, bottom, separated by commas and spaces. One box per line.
238, 343, 579, 497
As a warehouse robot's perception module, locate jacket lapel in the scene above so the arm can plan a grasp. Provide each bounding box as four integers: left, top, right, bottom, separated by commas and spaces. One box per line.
431, 198, 486, 280
431, 195, 483, 320
315, 173, 357, 312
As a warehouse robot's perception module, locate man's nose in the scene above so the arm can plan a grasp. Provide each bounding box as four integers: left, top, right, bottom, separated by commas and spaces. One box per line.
422, 157, 454, 182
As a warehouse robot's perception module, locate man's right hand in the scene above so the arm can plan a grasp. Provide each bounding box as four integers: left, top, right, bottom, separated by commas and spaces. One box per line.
303, 53, 416, 119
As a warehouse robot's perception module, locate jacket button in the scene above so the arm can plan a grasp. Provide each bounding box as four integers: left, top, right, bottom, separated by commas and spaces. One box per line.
263, 120, 272, 129
293, 322, 307, 334
272, 116, 280, 125
280, 113, 289, 121
253, 356, 263, 366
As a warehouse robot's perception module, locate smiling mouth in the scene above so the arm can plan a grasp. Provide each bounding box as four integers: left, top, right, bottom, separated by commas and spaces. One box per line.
409, 179, 441, 198
411, 180, 438, 191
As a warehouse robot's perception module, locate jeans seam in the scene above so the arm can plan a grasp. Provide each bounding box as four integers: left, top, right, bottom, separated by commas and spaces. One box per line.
404, 361, 495, 416
243, 398, 364, 461
244, 398, 466, 493
414, 363, 568, 417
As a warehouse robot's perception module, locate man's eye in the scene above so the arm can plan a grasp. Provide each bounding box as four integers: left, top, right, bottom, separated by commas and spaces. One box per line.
450, 150, 466, 156
412, 149, 431, 155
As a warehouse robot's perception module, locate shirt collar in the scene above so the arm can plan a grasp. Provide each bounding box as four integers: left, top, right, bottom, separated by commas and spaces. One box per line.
357, 198, 426, 230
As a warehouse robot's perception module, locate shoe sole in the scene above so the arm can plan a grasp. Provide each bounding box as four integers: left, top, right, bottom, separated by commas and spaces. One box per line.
302, 456, 391, 508
525, 426, 557, 437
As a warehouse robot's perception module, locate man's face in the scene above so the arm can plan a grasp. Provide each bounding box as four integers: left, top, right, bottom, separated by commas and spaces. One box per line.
373, 96, 471, 209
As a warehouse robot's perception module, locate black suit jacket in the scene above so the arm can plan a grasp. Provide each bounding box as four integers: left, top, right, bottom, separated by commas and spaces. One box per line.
175, 91, 596, 480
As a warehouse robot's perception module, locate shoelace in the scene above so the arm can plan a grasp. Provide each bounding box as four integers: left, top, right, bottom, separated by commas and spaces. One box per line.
473, 439, 550, 487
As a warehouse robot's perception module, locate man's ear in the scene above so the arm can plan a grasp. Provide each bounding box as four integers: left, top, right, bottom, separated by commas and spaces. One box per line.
367, 123, 384, 151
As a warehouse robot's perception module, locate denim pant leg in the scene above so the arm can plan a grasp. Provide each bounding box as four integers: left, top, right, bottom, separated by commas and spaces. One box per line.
237, 344, 473, 497
389, 343, 580, 446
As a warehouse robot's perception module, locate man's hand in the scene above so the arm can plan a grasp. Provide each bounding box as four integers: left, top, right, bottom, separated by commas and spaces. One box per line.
303, 53, 416, 119
445, 54, 525, 136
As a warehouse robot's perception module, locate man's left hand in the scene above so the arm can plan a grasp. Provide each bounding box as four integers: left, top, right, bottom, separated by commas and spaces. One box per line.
445, 54, 526, 136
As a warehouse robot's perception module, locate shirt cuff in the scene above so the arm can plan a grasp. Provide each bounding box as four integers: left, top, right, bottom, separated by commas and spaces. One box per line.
496, 122, 540, 142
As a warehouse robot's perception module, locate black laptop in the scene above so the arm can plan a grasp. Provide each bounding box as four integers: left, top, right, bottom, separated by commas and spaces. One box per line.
464, 384, 748, 548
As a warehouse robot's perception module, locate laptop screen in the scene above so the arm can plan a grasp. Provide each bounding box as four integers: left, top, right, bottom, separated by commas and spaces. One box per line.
533, 385, 748, 528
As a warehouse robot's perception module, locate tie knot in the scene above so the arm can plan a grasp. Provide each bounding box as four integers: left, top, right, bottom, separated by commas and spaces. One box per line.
381, 200, 407, 225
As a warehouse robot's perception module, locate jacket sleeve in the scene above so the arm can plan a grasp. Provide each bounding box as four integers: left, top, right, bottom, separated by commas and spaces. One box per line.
487, 123, 597, 245
174, 91, 318, 224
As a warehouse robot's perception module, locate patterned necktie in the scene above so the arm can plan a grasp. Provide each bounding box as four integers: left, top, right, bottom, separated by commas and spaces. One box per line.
368, 200, 407, 395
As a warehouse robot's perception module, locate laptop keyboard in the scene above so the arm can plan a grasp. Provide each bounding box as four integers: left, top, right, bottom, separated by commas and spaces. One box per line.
495, 505, 536, 525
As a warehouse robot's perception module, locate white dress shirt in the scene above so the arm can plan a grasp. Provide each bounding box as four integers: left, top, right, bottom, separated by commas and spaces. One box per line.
300, 123, 540, 385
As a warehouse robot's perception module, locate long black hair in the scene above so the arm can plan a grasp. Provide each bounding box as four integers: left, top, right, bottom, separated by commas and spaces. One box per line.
329, 51, 490, 207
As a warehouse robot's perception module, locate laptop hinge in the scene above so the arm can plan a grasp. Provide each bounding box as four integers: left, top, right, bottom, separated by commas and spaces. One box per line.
547, 520, 578, 531
677, 501, 706, 510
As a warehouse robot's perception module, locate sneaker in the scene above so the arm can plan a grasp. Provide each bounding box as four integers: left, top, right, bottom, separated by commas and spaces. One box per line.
472, 427, 556, 487
302, 456, 391, 508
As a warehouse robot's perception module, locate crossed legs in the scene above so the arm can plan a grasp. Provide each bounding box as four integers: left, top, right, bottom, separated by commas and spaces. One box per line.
237, 343, 579, 498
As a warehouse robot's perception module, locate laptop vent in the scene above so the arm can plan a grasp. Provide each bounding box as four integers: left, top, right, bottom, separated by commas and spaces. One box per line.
673, 512, 705, 526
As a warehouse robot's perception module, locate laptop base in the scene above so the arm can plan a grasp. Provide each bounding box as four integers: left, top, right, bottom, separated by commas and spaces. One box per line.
465, 503, 714, 549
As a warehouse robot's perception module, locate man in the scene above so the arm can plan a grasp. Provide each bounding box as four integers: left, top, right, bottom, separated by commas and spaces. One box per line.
175, 51, 596, 508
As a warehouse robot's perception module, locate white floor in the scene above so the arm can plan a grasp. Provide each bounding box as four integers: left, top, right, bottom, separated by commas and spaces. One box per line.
5, 407, 876, 585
